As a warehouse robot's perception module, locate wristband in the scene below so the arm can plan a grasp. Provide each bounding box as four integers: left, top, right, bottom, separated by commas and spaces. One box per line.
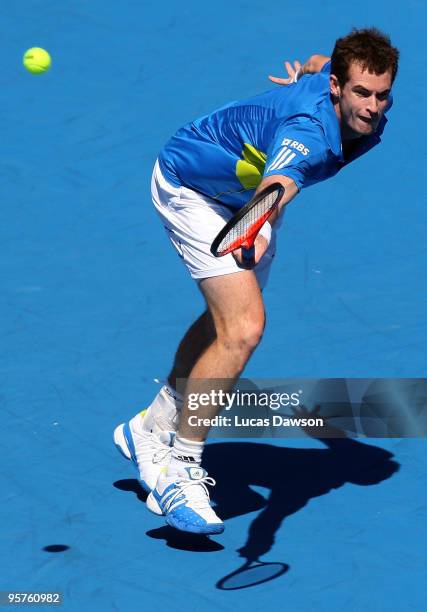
292, 68, 302, 83
258, 220, 272, 245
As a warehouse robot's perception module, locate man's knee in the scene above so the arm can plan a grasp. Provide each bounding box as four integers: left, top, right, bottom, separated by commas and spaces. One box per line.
218, 310, 266, 357
200, 271, 266, 359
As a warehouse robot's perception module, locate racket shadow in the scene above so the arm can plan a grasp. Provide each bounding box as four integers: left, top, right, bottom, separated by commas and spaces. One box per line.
204, 437, 399, 566
216, 559, 289, 590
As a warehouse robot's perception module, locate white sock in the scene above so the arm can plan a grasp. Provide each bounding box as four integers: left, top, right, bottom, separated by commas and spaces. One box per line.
167, 435, 204, 480
131, 384, 183, 435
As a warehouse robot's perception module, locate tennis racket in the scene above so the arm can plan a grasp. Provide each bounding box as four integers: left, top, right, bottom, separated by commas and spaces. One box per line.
210, 182, 285, 268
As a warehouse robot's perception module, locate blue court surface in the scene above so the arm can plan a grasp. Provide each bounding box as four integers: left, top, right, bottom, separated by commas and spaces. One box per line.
1, 1, 426, 610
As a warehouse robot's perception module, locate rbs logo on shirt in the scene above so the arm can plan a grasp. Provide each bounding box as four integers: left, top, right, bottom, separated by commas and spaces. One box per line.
267, 137, 310, 173
281, 138, 310, 156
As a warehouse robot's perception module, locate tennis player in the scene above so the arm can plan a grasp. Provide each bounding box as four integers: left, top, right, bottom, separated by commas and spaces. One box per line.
114, 28, 399, 535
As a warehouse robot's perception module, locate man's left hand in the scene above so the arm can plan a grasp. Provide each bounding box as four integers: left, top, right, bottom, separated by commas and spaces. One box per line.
268, 60, 302, 85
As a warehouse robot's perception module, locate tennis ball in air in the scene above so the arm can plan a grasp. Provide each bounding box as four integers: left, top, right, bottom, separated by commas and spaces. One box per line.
23, 47, 51, 74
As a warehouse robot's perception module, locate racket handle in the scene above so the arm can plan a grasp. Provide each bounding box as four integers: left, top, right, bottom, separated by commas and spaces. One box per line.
241, 246, 255, 268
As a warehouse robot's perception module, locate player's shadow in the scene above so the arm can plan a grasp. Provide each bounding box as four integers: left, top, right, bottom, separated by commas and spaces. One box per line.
203, 437, 399, 561
113, 435, 399, 559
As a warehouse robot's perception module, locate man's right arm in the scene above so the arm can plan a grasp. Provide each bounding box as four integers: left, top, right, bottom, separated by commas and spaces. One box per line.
255, 174, 299, 226
231, 174, 298, 268
233, 119, 328, 267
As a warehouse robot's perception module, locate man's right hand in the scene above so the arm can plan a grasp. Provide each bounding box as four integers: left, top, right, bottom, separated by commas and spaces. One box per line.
232, 233, 270, 270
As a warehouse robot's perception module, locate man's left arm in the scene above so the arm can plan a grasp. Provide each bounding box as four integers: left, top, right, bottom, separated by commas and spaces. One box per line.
269, 54, 331, 85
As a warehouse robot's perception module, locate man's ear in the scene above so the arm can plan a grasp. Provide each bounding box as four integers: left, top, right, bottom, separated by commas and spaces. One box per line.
330, 73, 341, 99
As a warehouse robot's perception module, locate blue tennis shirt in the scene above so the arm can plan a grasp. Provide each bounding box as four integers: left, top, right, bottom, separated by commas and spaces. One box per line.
159, 62, 392, 209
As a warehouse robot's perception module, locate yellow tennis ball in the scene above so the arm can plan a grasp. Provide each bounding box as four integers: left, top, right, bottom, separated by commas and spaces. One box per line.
23, 47, 51, 74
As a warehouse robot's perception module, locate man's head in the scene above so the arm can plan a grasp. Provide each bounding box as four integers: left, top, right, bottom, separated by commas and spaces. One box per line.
330, 28, 399, 139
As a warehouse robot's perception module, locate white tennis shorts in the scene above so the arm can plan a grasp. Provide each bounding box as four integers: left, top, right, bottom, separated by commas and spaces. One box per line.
151, 160, 278, 289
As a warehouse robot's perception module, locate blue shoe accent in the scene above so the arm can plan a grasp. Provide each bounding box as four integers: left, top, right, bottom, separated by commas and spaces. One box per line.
146, 467, 224, 534
165, 503, 225, 534
123, 422, 137, 464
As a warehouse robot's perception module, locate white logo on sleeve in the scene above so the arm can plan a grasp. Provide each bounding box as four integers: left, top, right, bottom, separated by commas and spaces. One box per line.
281, 138, 310, 155
267, 138, 310, 172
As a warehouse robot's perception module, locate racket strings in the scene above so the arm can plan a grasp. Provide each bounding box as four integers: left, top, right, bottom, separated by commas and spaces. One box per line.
217, 190, 278, 255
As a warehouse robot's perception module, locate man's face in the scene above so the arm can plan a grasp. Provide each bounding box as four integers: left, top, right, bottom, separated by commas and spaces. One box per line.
331, 62, 392, 139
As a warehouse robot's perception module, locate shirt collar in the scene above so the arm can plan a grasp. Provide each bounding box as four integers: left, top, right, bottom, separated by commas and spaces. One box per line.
319, 92, 343, 159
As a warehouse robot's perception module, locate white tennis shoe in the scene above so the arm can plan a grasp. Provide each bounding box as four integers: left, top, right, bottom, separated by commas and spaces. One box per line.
146, 466, 224, 534
114, 410, 175, 493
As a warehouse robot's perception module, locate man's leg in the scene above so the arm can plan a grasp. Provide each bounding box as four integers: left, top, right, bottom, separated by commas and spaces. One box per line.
147, 270, 265, 533
167, 309, 215, 389
178, 271, 265, 439
113, 310, 215, 493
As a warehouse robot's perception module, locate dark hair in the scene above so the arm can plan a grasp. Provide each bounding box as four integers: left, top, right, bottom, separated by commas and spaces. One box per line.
331, 28, 399, 86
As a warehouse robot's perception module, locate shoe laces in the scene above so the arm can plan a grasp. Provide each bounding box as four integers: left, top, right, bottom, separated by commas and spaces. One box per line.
163, 475, 216, 513
152, 445, 172, 465
136, 430, 172, 465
